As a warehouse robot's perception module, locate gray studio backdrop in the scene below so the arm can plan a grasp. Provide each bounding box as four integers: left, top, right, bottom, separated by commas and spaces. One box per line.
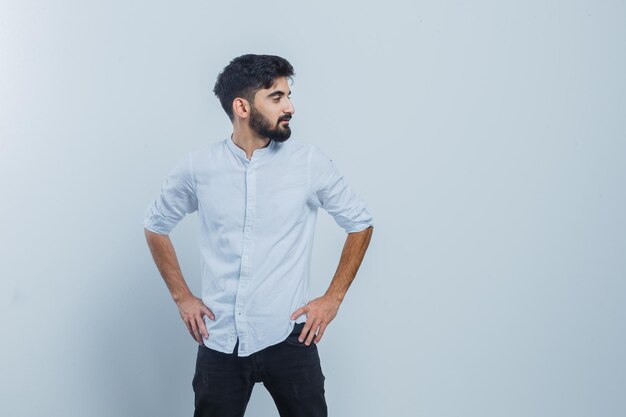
1, 1, 625, 416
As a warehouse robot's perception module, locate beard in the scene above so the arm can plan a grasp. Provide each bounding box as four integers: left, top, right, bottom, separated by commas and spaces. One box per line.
249, 105, 292, 142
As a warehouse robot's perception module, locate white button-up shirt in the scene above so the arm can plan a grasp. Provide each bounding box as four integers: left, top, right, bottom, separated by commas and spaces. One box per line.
143, 136, 373, 356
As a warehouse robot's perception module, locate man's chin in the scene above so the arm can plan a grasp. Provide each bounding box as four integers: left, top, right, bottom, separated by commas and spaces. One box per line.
270, 128, 291, 142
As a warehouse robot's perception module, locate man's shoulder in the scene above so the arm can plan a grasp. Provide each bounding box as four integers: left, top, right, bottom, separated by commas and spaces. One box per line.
292, 140, 335, 166
281, 138, 321, 158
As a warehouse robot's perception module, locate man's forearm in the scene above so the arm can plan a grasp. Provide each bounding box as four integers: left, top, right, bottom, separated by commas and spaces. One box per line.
291, 225, 374, 345
144, 228, 214, 343
324, 226, 374, 303
144, 228, 193, 303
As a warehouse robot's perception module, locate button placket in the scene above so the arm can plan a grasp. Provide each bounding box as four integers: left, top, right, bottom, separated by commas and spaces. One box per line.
234, 162, 257, 355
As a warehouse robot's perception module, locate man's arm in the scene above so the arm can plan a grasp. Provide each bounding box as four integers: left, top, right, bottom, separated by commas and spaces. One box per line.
290, 225, 374, 345
144, 228, 214, 344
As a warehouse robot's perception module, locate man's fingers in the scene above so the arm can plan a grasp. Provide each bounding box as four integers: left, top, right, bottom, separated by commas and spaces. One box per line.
188, 316, 201, 343
291, 309, 302, 321
299, 319, 314, 342
305, 320, 319, 346
184, 318, 197, 341
197, 315, 209, 340
314, 322, 328, 344
201, 305, 215, 321
178, 297, 214, 343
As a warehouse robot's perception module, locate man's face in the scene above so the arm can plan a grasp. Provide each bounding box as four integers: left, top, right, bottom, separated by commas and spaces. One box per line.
248, 76, 295, 143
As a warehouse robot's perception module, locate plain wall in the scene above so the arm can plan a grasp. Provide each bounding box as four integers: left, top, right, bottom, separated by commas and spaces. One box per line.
1, 1, 625, 416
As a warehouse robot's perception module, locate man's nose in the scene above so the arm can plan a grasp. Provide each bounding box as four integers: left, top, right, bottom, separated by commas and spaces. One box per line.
284, 100, 295, 115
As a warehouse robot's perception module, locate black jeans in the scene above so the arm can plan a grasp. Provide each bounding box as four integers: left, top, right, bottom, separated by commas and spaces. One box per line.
192, 322, 327, 417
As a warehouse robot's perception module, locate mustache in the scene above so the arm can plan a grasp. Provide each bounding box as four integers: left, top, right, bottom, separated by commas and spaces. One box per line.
278, 115, 292, 122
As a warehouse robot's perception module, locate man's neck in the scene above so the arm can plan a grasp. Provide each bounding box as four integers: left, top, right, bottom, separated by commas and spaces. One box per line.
231, 125, 271, 160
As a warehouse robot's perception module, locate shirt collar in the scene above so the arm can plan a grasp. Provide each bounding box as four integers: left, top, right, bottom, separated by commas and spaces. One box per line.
226, 135, 278, 163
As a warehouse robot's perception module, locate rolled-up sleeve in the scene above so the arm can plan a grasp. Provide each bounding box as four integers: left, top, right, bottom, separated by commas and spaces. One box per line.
308, 145, 374, 233
143, 153, 198, 235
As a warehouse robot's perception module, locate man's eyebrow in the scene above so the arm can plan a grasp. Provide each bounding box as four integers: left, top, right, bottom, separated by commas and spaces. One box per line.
267, 90, 292, 98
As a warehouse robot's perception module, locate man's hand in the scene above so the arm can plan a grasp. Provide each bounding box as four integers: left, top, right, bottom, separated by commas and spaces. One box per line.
290, 295, 342, 346
176, 294, 215, 344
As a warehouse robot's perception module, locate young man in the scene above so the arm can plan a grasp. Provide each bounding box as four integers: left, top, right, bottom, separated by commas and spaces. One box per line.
143, 54, 374, 417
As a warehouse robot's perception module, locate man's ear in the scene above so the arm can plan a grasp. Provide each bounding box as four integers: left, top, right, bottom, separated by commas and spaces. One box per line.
232, 97, 250, 119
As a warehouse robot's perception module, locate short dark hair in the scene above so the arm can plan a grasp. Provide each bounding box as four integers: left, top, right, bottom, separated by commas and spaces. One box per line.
213, 54, 295, 121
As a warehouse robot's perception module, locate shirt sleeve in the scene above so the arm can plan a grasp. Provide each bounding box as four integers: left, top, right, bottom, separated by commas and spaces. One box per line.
309, 145, 374, 233
143, 153, 198, 235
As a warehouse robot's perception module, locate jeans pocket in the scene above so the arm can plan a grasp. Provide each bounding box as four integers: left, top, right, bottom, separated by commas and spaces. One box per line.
285, 323, 315, 347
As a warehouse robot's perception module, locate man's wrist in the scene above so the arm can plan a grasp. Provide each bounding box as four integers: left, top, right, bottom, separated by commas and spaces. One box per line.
173, 289, 193, 305
324, 291, 344, 304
